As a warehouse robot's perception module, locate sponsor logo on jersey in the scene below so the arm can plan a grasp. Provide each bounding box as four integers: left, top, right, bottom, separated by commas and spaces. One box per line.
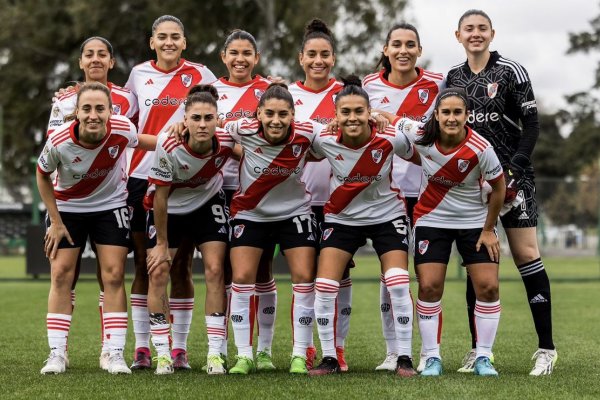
145, 78, 154, 85
108, 145, 120, 159
148, 225, 156, 239
322, 227, 333, 241
487, 82, 498, 99
486, 164, 502, 176
219, 94, 228, 101
144, 96, 186, 107
73, 166, 114, 180
371, 149, 383, 164
292, 144, 302, 158
457, 159, 470, 173
424, 172, 464, 187
295, 99, 303, 106
335, 154, 344, 161
254, 89, 264, 100
299, 316, 313, 325
337, 173, 382, 183
233, 224, 245, 238
253, 166, 301, 176
418, 88, 429, 104
159, 157, 168, 169
214, 156, 224, 169
418, 240, 429, 255
38, 156, 49, 170
468, 112, 500, 124
112, 104, 121, 115
380, 96, 390, 104
220, 109, 254, 120
181, 73, 192, 88
72, 156, 82, 164
522, 99, 537, 110
312, 115, 334, 124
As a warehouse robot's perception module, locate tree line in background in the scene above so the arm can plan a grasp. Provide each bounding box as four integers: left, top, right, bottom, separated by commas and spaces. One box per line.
1, 0, 599, 228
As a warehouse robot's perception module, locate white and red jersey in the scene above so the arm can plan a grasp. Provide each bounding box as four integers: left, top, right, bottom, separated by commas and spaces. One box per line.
145, 130, 234, 215
396, 119, 504, 229
225, 118, 323, 222
311, 124, 413, 225
289, 78, 343, 206
212, 75, 271, 191
37, 115, 139, 213
47, 82, 139, 136
363, 68, 445, 197
125, 59, 217, 180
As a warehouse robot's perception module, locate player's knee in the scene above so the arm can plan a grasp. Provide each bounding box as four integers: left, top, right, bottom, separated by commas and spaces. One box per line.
511, 244, 540, 265
149, 265, 170, 287
418, 281, 443, 301
476, 281, 499, 302
101, 263, 125, 288
51, 264, 75, 287
204, 262, 224, 285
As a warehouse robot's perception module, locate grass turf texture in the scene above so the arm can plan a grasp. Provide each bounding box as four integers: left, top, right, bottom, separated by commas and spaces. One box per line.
1, 255, 599, 399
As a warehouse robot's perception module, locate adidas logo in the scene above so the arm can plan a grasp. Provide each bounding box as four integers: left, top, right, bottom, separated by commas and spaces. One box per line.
518, 212, 528, 220
219, 94, 228, 100
72, 156, 82, 163
307, 233, 315, 241
179, 164, 189, 170
145, 78, 154, 85
218, 226, 227, 234
295, 99, 303, 106
335, 154, 344, 161
530, 294, 548, 304
402, 238, 408, 245
254, 148, 263, 154
425, 155, 433, 160
381, 96, 390, 104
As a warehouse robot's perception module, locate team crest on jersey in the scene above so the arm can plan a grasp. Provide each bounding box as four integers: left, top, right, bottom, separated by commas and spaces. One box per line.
487, 82, 498, 99
148, 225, 156, 239
418, 240, 429, 255
457, 159, 470, 173
292, 144, 303, 158
371, 149, 383, 164
233, 224, 245, 238
181, 73, 192, 88
43, 144, 50, 154
418, 89, 429, 104
254, 89, 264, 100
214, 156, 224, 169
112, 104, 121, 115
159, 157, 168, 169
108, 145, 120, 159
322, 228, 334, 241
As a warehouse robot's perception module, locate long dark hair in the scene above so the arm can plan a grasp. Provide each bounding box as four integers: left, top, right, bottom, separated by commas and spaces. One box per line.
416, 88, 469, 146
375, 23, 421, 77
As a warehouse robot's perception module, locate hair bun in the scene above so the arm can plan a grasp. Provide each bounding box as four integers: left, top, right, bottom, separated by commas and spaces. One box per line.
341, 74, 362, 88
187, 84, 218, 101
305, 18, 332, 37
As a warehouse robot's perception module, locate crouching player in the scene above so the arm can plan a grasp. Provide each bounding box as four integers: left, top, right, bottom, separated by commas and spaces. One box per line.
38, 82, 155, 374
145, 85, 234, 375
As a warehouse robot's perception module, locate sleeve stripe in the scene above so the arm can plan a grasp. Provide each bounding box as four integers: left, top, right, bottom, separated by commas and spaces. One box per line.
497, 58, 528, 84
36, 165, 52, 175
148, 177, 171, 186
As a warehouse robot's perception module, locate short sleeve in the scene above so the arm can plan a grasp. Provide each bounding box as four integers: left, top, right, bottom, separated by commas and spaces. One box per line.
480, 146, 504, 183
37, 140, 59, 175
148, 137, 174, 186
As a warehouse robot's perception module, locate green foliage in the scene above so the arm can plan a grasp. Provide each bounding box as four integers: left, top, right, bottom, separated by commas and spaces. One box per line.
0, 0, 407, 198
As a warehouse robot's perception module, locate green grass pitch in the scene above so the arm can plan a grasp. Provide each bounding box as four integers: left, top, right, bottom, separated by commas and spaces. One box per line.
1, 255, 599, 399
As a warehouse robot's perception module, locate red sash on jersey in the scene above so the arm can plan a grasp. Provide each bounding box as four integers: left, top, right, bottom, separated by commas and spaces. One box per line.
129, 62, 202, 174
325, 134, 394, 215
395, 79, 440, 118
413, 143, 479, 225
223, 77, 269, 123
230, 133, 312, 217
169, 147, 233, 191
309, 82, 342, 124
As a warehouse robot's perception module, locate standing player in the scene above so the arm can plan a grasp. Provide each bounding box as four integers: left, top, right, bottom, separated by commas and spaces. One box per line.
288, 18, 351, 371
144, 85, 234, 375
362, 23, 444, 372
125, 15, 217, 370
37, 83, 155, 375
213, 30, 275, 370
46, 36, 139, 370
447, 9, 557, 375
395, 88, 505, 377
224, 84, 322, 375
308, 77, 417, 377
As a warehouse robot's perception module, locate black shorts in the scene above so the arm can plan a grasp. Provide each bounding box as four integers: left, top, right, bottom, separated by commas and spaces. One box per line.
46, 206, 131, 249
413, 226, 499, 266
320, 216, 409, 257
126, 177, 149, 232
229, 214, 318, 251
500, 176, 537, 228
146, 191, 229, 248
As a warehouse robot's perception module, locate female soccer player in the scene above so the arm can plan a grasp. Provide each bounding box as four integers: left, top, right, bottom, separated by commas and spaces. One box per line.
362, 23, 445, 372
125, 15, 216, 370
288, 18, 351, 371
395, 88, 505, 377
37, 82, 155, 375
47, 36, 139, 370
447, 9, 557, 375
309, 77, 417, 377
224, 83, 322, 375
145, 85, 234, 375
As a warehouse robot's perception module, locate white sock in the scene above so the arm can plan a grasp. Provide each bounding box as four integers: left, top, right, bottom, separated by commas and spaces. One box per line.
131, 294, 150, 350
221, 284, 232, 356
384, 268, 413, 357
149, 313, 170, 357
255, 279, 277, 354
416, 299, 442, 360
206, 315, 226, 356
292, 283, 315, 357
379, 275, 398, 354
47, 313, 71, 355
475, 300, 501, 358
103, 312, 128, 354
99, 291, 108, 353
336, 277, 352, 349
170, 298, 194, 352
230, 283, 255, 358
315, 278, 339, 359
